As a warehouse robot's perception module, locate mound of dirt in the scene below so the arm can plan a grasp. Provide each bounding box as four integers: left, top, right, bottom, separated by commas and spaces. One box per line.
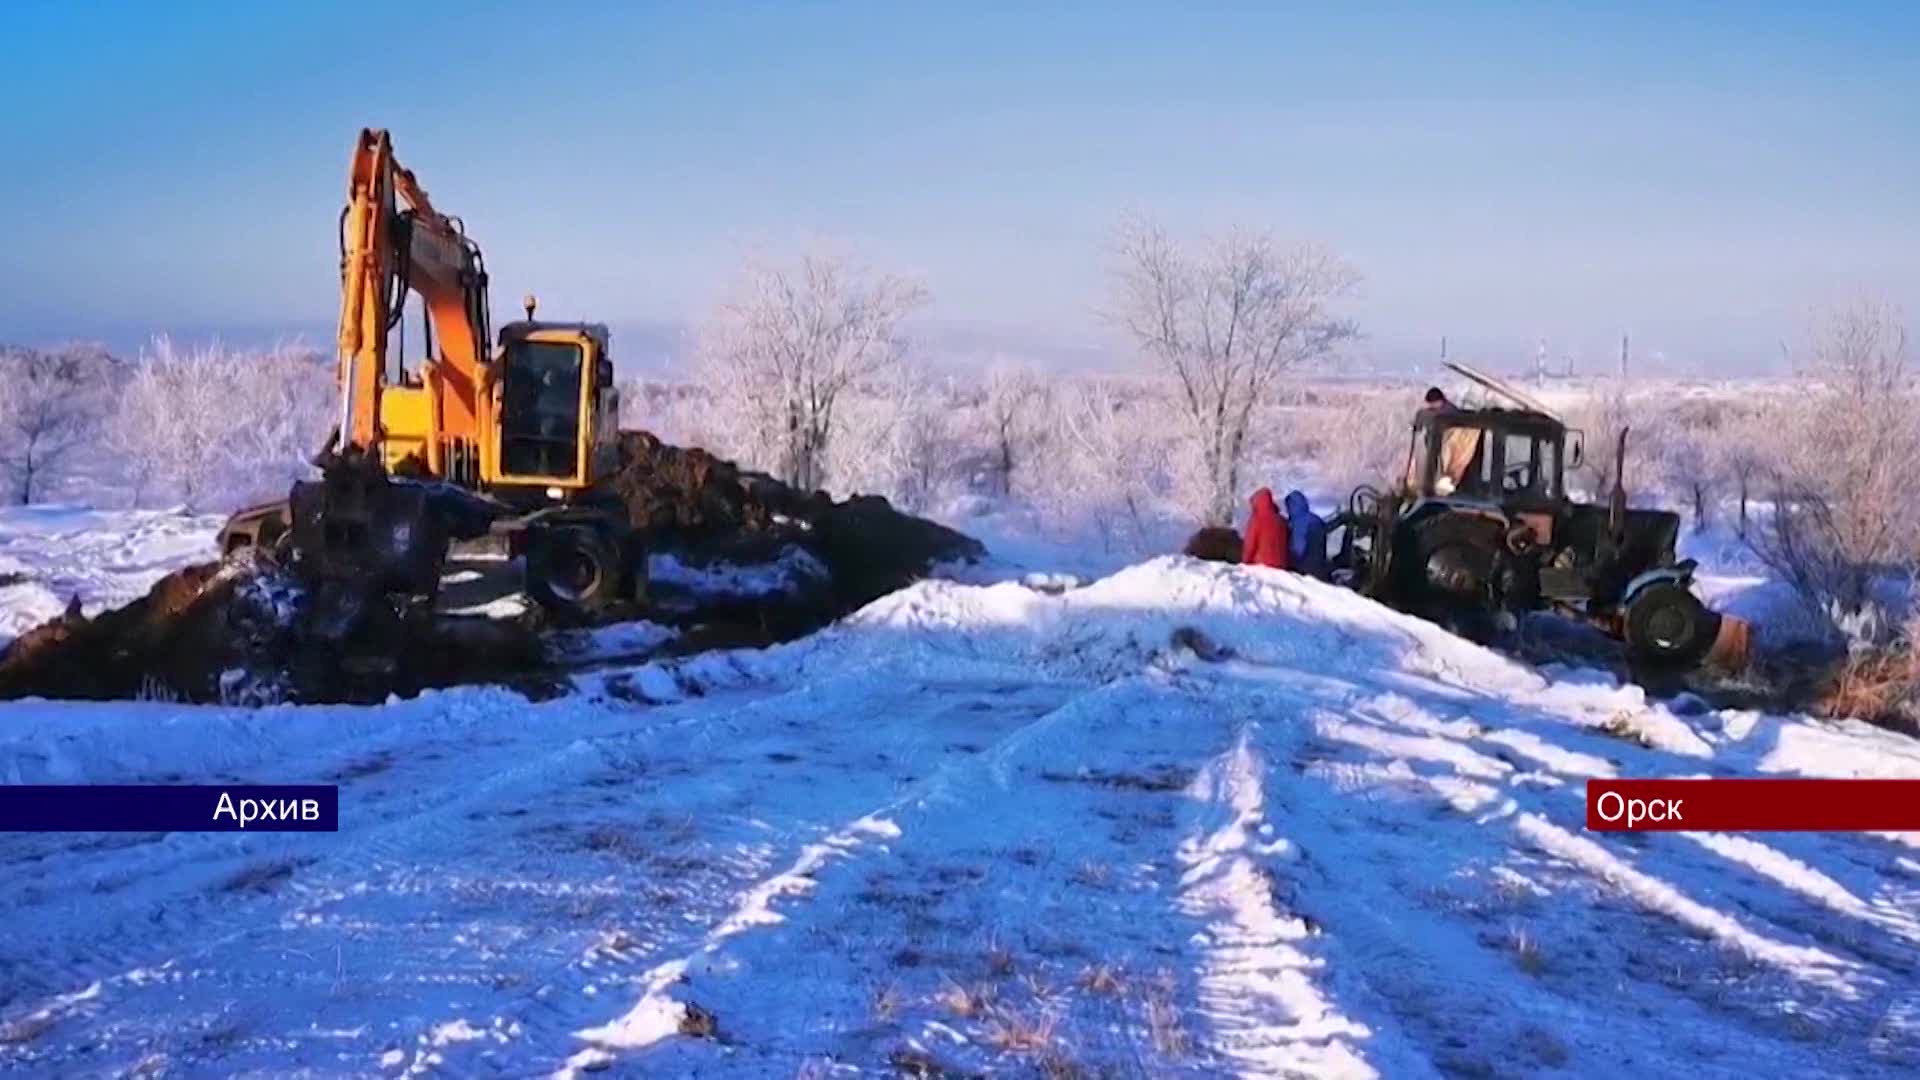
1183, 527, 1242, 563
0, 433, 982, 703
608, 431, 983, 613
607, 432, 821, 536
0, 562, 241, 702
0, 555, 553, 705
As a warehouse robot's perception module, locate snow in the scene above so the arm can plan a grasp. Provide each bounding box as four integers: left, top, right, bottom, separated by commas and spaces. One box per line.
648, 546, 828, 601
0, 506, 225, 642
2, 520, 1920, 1073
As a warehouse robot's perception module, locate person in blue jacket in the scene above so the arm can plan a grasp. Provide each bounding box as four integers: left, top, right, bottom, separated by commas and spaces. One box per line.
1283, 490, 1329, 579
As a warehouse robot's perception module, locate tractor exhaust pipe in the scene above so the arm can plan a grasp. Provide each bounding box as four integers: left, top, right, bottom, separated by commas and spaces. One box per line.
1609, 426, 1630, 539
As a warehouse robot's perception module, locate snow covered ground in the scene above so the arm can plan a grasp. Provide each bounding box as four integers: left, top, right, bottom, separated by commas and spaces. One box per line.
0, 506, 227, 643
3, 512, 1920, 1074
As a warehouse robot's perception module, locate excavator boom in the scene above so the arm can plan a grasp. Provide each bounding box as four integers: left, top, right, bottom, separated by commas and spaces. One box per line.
334, 128, 494, 476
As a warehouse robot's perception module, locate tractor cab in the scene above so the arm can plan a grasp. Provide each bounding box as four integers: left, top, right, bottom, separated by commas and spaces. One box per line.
1406, 407, 1575, 508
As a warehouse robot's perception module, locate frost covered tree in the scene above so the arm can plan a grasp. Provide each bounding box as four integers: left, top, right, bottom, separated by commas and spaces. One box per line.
111, 340, 236, 510
1295, 387, 1413, 496
698, 251, 929, 492
1111, 217, 1358, 526
107, 338, 331, 511
980, 360, 1050, 498
1648, 412, 1716, 532
1042, 380, 1172, 553
0, 344, 114, 504
1748, 299, 1920, 633
831, 370, 957, 511
1568, 381, 1633, 500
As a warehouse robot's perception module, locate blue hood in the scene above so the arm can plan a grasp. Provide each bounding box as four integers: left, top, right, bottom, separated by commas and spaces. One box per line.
1284, 490, 1311, 518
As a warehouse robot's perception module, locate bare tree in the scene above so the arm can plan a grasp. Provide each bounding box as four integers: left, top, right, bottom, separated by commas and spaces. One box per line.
1111, 217, 1359, 525
981, 359, 1049, 498
0, 345, 113, 504
1645, 406, 1717, 533
1748, 299, 1919, 634
1568, 380, 1633, 500
833, 368, 957, 511
699, 251, 929, 492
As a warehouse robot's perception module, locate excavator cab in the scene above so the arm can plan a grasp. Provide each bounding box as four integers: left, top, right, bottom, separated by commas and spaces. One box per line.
489, 316, 620, 499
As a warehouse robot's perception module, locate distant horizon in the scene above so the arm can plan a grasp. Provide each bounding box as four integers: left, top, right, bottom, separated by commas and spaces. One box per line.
0, 313, 1806, 384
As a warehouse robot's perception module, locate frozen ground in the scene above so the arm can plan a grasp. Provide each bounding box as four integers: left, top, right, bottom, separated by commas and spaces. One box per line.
1, 504, 1918, 1075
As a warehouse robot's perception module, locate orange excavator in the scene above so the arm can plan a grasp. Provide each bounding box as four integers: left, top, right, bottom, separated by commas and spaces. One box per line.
221, 129, 643, 625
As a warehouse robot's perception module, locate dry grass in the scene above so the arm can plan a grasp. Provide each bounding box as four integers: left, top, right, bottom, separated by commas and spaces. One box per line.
1597, 711, 1656, 748
1070, 861, 1113, 889
934, 976, 997, 1019
1507, 926, 1548, 976
0, 1010, 58, 1045
1144, 994, 1189, 1057
1037, 1051, 1087, 1079
1142, 968, 1189, 1057
1819, 646, 1920, 733
678, 1001, 719, 1039
981, 1004, 1062, 1054
582, 825, 649, 860
887, 1046, 951, 1077
1076, 963, 1126, 996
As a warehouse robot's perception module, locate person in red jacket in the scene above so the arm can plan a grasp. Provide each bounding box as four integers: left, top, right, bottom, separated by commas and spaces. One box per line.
1241, 487, 1291, 569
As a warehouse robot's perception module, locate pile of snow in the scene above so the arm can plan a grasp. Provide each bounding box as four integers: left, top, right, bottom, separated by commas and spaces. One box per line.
796, 556, 1531, 688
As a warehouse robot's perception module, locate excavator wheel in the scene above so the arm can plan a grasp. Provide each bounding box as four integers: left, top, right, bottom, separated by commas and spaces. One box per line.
525, 524, 629, 621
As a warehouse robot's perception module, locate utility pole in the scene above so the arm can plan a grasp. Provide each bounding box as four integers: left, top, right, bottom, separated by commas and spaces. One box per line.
1620, 333, 1630, 379
1440, 335, 1447, 362
1535, 338, 1549, 386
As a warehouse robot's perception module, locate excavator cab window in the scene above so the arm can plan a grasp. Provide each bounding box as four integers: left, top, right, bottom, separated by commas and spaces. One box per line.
500, 340, 583, 478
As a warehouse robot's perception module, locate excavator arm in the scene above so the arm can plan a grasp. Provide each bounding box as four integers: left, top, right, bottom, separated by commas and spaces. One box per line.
334, 128, 493, 475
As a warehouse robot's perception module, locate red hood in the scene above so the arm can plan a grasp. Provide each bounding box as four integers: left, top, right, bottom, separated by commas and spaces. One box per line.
1250, 487, 1278, 513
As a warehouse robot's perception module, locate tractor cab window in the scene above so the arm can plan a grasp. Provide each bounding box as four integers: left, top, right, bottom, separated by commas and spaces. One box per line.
1429, 422, 1489, 497
500, 340, 583, 478
1500, 432, 1559, 499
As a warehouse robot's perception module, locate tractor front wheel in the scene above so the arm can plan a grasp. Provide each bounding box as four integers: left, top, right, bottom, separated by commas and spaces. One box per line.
1625, 582, 1717, 668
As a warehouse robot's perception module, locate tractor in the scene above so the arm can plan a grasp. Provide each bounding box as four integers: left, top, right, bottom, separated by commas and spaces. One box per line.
1330, 364, 1749, 670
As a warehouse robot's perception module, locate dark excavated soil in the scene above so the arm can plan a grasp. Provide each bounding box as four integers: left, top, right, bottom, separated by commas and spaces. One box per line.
0, 432, 984, 704
0, 554, 555, 705
1183, 526, 1242, 563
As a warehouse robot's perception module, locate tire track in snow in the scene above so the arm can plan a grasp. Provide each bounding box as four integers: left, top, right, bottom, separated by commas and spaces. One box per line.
0, 672, 790, 1075
557, 679, 1083, 1075
1195, 666, 1895, 1076
1174, 725, 1380, 1078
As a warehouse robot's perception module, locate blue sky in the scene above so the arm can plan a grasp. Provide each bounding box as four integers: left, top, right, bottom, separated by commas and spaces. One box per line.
3, 1, 1916, 372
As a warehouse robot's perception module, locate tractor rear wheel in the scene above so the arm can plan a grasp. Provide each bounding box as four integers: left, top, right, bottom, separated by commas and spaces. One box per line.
1392, 513, 1503, 642
1625, 582, 1717, 668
